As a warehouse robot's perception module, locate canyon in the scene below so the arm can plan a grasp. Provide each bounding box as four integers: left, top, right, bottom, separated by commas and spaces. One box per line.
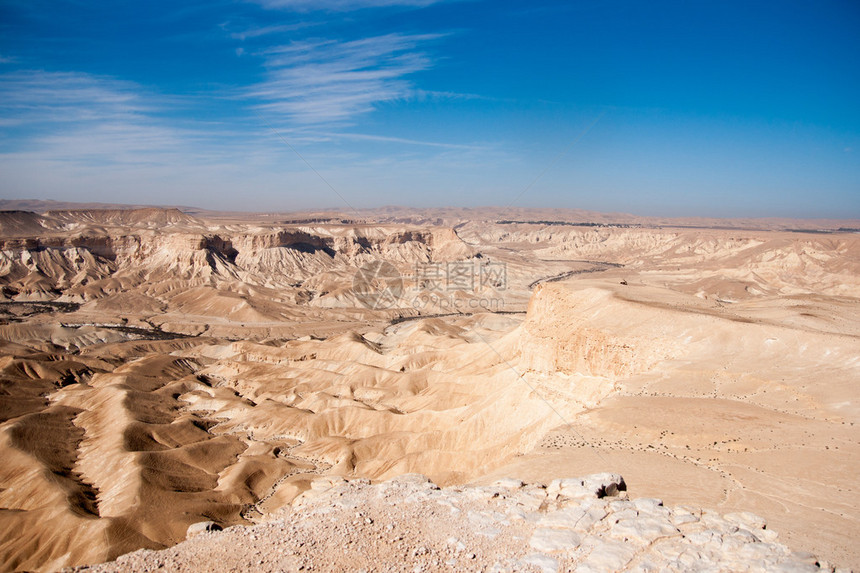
0, 205, 857, 571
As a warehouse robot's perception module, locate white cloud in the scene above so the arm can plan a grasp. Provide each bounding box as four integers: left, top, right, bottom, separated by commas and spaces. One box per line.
248, 33, 439, 125
0, 71, 298, 207
0, 61, 509, 210
0, 70, 236, 169
228, 22, 316, 41
317, 131, 479, 149
0, 70, 148, 122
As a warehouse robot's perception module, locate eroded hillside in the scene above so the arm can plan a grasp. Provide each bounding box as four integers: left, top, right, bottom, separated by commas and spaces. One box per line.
0, 208, 858, 571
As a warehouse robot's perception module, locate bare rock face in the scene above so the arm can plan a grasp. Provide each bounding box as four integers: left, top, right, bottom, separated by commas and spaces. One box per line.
77, 474, 834, 573
518, 285, 673, 380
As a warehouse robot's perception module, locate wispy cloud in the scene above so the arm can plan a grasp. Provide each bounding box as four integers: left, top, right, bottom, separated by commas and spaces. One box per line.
248, 33, 440, 125
226, 22, 317, 41
0, 68, 318, 207
0, 70, 235, 166
0, 33, 507, 209
410, 89, 502, 103
317, 131, 480, 149
253, 0, 447, 12
0, 70, 149, 126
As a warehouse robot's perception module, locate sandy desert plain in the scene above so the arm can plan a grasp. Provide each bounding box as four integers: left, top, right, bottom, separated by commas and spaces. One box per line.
0, 202, 858, 572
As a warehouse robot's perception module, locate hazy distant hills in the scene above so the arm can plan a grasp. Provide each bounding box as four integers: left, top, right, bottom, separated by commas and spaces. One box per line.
2, 199, 859, 232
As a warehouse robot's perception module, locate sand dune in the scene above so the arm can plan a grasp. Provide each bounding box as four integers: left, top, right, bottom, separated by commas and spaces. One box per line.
0, 207, 857, 571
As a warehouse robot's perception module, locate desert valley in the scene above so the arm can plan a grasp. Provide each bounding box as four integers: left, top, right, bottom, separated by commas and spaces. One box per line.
0, 203, 856, 571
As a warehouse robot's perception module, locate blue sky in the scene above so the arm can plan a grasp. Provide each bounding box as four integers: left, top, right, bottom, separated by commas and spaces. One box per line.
0, 0, 858, 217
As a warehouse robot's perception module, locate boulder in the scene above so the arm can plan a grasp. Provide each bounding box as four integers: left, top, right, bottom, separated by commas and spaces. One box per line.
186, 521, 222, 538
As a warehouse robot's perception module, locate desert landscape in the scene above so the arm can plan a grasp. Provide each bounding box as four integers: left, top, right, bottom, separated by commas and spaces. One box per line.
0, 204, 856, 571
3, 0, 857, 570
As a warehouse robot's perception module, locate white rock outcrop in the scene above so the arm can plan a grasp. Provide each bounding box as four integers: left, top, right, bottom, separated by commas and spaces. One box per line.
82, 473, 840, 572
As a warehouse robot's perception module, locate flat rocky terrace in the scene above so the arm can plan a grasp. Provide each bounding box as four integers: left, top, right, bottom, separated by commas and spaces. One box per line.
71, 473, 843, 573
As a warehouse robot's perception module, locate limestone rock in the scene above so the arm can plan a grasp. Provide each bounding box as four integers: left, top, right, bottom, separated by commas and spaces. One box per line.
529, 528, 582, 553
81, 473, 839, 572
